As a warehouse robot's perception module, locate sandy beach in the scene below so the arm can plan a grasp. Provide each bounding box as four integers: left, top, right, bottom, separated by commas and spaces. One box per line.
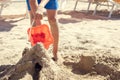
0, 0, 120, 80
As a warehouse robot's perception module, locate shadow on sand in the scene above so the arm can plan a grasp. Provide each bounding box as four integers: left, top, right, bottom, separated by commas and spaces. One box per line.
58, 10, 120, 24
0, 18, 25, 32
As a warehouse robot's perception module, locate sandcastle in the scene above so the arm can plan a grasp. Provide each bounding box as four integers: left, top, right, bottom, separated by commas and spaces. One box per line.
0, 43, 67, 80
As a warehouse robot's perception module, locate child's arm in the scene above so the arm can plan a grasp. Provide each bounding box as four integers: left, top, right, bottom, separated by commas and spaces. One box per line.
29, 0, 37, 16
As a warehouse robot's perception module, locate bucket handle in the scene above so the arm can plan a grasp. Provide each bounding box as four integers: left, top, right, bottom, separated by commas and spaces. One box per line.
28, 20, 35, 41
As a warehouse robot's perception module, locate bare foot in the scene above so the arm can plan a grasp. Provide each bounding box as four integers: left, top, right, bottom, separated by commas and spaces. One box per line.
52, 57, 58, 61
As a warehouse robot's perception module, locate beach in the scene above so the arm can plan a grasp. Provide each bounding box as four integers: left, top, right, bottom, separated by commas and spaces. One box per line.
0, 0, 120, 80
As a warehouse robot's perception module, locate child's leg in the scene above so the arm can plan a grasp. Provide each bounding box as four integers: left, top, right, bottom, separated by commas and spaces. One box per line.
47, 10, 59, 61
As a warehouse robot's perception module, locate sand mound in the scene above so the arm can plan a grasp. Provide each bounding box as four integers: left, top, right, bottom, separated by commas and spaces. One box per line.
0, 43, 69, 80
0, 43, 120, 80
63, 52, 120, 80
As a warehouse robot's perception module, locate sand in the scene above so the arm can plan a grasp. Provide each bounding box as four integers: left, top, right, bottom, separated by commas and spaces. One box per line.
0, 0, 120, 80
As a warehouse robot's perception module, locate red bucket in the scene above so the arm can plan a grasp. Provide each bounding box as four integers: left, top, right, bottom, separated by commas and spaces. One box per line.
27, 24, 54, 49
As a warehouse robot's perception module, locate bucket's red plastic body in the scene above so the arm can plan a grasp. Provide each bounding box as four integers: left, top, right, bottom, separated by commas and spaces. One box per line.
27, 24, 54, 49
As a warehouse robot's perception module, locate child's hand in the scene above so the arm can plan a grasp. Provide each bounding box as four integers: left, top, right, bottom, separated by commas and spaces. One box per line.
35, 5, 43, 20
36, 5, 43, 16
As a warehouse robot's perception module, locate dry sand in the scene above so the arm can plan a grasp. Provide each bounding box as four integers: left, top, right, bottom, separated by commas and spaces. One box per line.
0, 0, 120, 80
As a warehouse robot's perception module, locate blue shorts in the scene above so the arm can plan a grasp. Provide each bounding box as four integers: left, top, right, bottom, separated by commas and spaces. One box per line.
26, 0, 58, 11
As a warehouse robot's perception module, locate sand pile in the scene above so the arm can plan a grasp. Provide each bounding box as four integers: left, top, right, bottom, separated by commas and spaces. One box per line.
0, 43, 120, 80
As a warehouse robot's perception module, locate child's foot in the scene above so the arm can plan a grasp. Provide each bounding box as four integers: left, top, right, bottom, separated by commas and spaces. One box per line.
52, 57, 58, 61
52, 55, 64, 66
